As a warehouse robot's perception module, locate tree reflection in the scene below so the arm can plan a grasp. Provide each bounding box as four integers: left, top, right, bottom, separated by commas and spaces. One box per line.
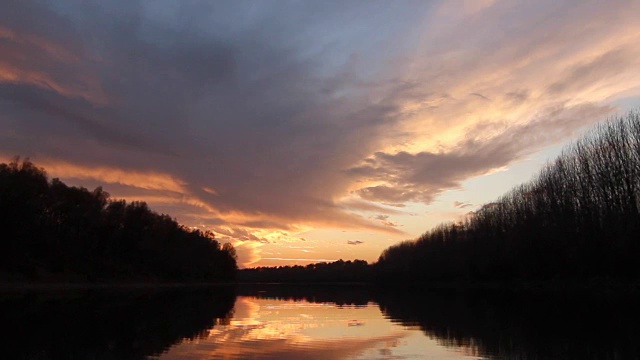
238, 284, 373, 306
377, 288, 640, 359
241, 284, 640, 359
1, 287, 236, 359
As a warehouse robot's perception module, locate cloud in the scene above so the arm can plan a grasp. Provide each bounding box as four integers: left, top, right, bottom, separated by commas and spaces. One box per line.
37, 159, 188, 193
260, 257, 338, 262
470, 93, 491, 101
339, 199, 406, 215
453, 201, 473, 209
372, 215, 399, 228
349, 102, 615, 203
1, 0, 639, 260
213, 226, 270, 244
232, 240, 264, 268
348, 240, 364, 246
0, 1, 416, 232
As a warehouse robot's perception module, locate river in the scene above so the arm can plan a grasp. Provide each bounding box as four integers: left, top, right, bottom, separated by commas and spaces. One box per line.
2, 285, 639, 359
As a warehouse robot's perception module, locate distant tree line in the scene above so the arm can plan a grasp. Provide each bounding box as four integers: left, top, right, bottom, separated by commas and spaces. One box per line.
376, 111, 640, 283
0, 159, 237, 282
238, 259, 372, 283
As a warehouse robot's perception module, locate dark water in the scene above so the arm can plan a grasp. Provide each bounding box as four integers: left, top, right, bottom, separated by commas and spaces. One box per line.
2, 285, 639, 359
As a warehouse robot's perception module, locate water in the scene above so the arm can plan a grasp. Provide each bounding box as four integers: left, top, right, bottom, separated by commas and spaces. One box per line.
2, 285, 640, 359
156, 296, 476, 360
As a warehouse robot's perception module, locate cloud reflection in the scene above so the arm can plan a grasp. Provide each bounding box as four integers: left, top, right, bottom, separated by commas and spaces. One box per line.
159, 297, 407, 360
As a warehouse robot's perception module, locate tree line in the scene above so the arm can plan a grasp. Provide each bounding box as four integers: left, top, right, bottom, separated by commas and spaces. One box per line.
0, 159, 237, 282
238, 259, 371, 283
376, 111, 640, 283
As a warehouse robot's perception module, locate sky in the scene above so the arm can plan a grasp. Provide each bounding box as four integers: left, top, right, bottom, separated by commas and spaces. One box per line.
2, 0, 640, 268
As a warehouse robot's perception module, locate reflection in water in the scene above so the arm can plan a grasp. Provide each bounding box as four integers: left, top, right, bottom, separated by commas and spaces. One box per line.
1, 287, 236, 360
3, 286, 640, 359
377, 288, 640, 360
159, 292, 474, 360
237, 284, 374, 306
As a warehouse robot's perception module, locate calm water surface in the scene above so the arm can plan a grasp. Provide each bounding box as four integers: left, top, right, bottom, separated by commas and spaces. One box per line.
2, 285, 640, 359
157, 296, 478, 360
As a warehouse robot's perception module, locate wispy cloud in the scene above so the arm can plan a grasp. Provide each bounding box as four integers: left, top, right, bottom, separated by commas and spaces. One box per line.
261, 257, 338, 262
372, 215, 399, 228
349, 103, 615, 203
453, 201, 473, 209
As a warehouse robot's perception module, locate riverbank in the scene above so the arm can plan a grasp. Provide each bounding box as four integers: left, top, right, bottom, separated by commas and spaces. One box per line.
3, 277, 640, 294
0, 281, 236, 292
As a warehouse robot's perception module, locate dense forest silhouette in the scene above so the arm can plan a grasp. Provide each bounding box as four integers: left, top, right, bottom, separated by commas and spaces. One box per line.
0, 159, 237, 282
376, 111, 640, 283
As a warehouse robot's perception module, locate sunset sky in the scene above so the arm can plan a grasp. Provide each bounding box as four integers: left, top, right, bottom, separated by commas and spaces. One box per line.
2, 0, 640, 267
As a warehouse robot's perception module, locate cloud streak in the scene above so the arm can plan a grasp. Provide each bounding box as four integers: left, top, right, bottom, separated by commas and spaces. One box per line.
453, 201, 473, 209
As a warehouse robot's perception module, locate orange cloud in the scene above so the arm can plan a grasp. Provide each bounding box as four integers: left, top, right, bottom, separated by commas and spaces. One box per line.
41, 160, 188, 193
232, 240, 264, 268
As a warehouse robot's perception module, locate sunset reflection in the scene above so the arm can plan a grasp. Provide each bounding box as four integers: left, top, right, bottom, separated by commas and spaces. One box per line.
158, 297, 482, 360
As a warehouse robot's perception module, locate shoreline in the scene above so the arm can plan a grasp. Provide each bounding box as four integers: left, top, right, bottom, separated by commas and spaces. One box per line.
3, 278, 640, 294
0, 282, 236, 292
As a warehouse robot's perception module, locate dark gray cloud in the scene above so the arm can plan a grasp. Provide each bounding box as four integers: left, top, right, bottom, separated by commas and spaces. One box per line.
0, 0, 425, 232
